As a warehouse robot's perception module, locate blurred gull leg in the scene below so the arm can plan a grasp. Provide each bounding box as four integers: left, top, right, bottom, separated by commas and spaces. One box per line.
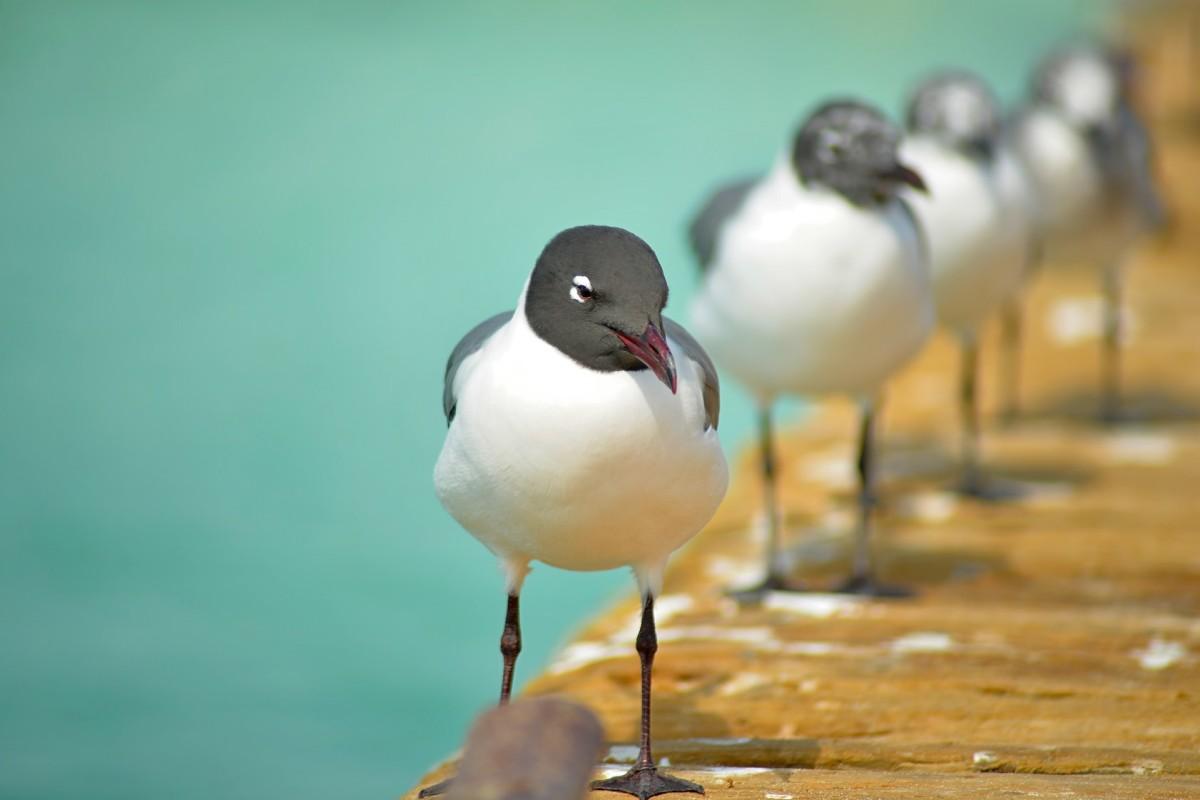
834, 400, 911, 597
999, 299, 1024, 426
1100, 257, 1125, 424
959, 331, 983, 495
732, 405, 804, 600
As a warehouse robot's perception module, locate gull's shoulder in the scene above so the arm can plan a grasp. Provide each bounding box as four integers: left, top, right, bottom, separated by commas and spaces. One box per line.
664, 316, 720, 432
687, 174, 762, 272
442, 310, 513, 424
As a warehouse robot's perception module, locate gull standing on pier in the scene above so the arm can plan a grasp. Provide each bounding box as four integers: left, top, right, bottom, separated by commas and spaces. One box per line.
899, 72, 1036, 496
1011, 44, 1165, 422
433, 225, 728, 800
689, 100, 934, 597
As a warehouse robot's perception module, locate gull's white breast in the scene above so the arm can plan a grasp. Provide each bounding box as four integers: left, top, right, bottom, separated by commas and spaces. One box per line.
434, 310, 728, 576
690, 157, 934, 400
900, 136, 1032, 333
1013, 108, 1138, 265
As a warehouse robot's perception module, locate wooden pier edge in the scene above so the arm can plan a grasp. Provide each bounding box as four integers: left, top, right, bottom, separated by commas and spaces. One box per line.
405, 4, 1200, 798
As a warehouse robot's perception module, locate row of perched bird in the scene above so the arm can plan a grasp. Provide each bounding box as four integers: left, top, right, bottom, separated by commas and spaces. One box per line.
689, 44, 1163, 602
427, 42, 1164, 800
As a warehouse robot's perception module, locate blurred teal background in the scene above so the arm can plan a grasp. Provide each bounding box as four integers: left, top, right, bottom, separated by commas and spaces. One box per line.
1, 1, 1115, 798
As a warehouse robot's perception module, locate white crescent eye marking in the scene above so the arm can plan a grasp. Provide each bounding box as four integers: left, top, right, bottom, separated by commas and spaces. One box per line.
570, 275, 593, 304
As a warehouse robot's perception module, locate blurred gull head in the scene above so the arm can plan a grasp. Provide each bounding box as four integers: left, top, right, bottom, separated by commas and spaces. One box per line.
791, 98, 927, 205
906, 70, 1002, 158
1032, 44, 1126, 131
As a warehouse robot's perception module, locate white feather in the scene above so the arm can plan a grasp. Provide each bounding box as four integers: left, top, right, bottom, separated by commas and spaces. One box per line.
1012, 109, 1141, 266
899, 136, 1033, 334
690, 155, 934, 401
434, 297, 728, 591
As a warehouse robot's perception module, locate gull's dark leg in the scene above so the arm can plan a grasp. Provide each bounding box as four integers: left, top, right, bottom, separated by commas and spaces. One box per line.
1100, 259, 1124, 425
999, 300, 1023, 425
731, 406, 801, 600
958, 335, 1026, 502
591, 596, 703, 800
834, 404, 911, 597
419, 593, 522, 798
959, 334, 983, 495
760, 407, 785, 587
499, 592, 521, 704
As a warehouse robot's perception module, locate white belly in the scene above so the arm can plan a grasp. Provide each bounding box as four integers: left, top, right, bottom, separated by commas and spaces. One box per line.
1013, 109, 1138, 266
690, 160, 934, 400
434, 313, 728, 576
900, 137, 1032, 333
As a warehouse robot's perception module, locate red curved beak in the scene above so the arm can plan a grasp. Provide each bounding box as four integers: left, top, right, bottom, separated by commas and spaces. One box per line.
613, 322, 677, 394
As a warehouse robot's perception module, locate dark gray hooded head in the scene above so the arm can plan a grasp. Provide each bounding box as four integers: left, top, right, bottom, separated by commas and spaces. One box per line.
525, 225, 677, 392
791, 99, 927, 206
906, 71, 1002, 159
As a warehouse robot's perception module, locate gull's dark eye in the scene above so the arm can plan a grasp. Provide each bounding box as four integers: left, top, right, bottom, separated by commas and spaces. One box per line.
819, 134, 847, 163
570, 275, 594, 304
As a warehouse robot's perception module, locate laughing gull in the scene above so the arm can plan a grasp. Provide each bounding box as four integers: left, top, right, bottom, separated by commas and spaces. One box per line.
431, 225, 727, 800
689, 100, 934, 597
899, 71, 1037, 496
1011, 44, 1165, 422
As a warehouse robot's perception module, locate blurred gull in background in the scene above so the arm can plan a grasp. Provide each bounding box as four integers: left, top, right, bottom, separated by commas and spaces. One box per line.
899, 70, 1036, 497
1011, 43, 1166, 423
689, 100, 933, 598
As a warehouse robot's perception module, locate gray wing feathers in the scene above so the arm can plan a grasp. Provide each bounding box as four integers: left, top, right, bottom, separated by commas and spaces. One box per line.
1117, 107, 1166, 230
687, 175, 760, 270
664, 317, 720, 431
443, 310, 513, 424
1084, 106, 1165, 230
893, 196, 930, 270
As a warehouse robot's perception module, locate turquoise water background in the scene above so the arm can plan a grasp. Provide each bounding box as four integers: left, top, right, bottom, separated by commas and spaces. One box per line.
2, 2, 1113, 798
